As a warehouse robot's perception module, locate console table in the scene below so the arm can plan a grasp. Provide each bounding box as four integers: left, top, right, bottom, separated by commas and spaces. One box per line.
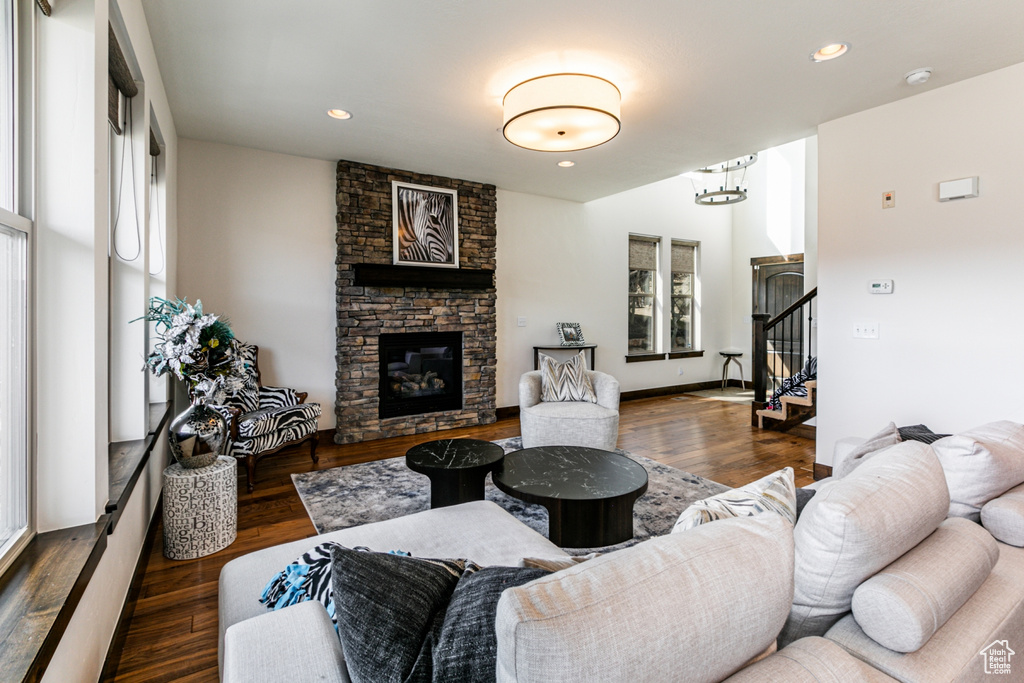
533, 344, 597, 371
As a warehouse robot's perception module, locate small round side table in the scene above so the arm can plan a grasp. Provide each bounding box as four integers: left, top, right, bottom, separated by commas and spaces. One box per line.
719, 350, 745, 390
162, 455, 238, 560
405, 438, 505, 509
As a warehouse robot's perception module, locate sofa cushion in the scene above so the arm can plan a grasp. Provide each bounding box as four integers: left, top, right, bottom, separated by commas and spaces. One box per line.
218, 501, 567, 671
834, 422, 901, 478
982, 482, 1024, 547
826, 542, 1024, 682
851, 517, 999, 653
539, 351, 597, 403
494, 513, 794, 683
722, 636, 899, 683
780, 441, 949, 646
672, 467, 796, 532
932, 420, 1024, 521
230, 416, 317, 458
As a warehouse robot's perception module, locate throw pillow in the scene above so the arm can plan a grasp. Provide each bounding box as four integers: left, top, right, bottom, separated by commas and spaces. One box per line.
518, 553, 601, 572
898, 423, 950, 445
226, 342, 260, 413
539, 351, 597, 403
330, 546, 475, 683
834, 421, 901, 479
931, 420, 1024, 521
795, 487, 817, 519
260, 541, 411, 627
671, 467, 797, 533
431, 566, 549, 682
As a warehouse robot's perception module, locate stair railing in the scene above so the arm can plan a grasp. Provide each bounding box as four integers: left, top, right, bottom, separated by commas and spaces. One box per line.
751, 287, 817, 426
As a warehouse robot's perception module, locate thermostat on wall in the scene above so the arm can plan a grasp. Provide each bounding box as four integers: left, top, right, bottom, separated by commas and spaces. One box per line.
868, 279, 893, 294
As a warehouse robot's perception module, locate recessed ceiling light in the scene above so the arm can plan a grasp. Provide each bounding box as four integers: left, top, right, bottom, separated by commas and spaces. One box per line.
327, 109, 352, 120
904, 68, 932, 86
810, 43, 850, 62
557, 160, 575, 168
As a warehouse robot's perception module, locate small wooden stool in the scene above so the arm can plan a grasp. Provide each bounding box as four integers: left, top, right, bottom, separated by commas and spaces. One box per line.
162, 455, 237, 560
719, 351, 745, 390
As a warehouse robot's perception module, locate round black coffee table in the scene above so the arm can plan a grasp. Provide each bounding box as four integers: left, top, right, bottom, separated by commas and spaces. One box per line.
405, 438, 505, 509
493, 446, 649, 547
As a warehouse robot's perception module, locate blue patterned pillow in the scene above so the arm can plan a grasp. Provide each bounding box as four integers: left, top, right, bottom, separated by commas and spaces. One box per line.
260, 541, 412, 628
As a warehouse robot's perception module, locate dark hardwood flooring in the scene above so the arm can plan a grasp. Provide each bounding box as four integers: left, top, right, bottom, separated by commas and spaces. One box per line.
106, 394, 814, 682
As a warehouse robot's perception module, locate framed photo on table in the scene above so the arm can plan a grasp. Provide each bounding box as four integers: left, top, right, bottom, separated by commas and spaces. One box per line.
556, 322, 585, 346
392, 181, 459, 268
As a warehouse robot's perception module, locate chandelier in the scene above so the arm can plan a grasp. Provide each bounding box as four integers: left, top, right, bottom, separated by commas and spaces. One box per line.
691, 154, 757, 205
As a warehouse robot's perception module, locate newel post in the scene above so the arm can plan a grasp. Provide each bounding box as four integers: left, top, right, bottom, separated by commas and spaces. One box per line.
751, 313, 771, 426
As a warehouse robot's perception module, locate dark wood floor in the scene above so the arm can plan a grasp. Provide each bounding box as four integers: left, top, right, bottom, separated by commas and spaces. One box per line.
106, 394, 815, 682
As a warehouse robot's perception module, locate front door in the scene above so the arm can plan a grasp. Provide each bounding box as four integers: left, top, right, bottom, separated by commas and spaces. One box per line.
752, 256, 804, 390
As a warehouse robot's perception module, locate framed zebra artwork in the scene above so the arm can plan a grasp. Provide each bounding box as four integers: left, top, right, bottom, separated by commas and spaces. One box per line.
392, 181, 459, 268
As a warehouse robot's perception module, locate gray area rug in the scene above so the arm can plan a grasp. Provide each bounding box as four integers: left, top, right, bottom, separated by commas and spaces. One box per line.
292, 437, 729, 553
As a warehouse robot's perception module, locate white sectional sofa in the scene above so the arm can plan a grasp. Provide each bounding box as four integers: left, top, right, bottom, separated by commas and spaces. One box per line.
220, 438, 1024, 682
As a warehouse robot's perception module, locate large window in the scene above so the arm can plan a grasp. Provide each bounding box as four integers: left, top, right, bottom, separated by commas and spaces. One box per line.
0, 0, 14, 212
670, 240, 697, 351
628, 235, 659, 354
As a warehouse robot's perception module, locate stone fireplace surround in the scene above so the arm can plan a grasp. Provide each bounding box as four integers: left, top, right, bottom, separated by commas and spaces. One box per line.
334, 160, 497, 444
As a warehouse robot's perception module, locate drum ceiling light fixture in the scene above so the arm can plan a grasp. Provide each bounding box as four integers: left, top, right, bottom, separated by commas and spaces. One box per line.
502, 73, 621, 152
692, 154, 758, 205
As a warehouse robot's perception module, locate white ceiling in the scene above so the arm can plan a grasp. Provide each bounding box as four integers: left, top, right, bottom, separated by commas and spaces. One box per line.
141, 0, 1024, 202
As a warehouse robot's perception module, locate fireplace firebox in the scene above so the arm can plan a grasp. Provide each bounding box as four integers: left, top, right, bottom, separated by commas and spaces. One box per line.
378, 332, 463, 419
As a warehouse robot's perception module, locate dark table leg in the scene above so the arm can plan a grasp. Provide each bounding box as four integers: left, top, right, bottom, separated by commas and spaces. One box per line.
427, 468, 489, 508
544, 495, 638, 547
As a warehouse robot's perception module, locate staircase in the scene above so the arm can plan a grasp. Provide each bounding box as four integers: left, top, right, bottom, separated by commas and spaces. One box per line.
756, 379, 816, 431
751, 287, 817, 432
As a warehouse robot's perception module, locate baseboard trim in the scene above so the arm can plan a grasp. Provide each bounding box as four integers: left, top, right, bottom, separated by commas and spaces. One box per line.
813, 463, 833, 481
789, 424, 817, 440
496, 379, 746, 417
100, 494, 163, 682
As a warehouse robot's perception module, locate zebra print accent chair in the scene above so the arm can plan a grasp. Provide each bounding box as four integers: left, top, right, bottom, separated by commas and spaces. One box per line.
211, 343, 321, 492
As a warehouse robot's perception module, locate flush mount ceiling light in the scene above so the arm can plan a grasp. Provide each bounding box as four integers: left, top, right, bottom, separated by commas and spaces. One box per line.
503, 74, 621, 152
691, 154, 757, 205
810, 42, 850, 62
327, 109, 352, 120
557, 160, 575, 168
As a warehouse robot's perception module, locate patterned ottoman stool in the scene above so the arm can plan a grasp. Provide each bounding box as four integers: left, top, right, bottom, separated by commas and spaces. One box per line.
162, 455, 238, 560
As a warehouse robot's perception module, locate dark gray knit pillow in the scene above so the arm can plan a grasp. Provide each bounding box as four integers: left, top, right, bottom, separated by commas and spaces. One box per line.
330, 547, 469, 683
898, 424, 950, 445
431, 566, 549, 682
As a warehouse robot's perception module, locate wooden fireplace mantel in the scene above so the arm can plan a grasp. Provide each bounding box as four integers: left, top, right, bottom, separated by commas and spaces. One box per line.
352, 263, 494, 290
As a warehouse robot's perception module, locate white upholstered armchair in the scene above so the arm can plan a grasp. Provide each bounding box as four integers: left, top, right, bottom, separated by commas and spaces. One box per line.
518, 370, 620, 450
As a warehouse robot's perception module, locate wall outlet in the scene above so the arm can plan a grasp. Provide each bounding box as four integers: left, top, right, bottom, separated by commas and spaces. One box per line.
677, 367, 685, 376
517, 316, 527, 327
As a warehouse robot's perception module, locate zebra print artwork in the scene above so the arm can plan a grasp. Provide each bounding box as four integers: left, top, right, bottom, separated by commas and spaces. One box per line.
392, 181, 459, 267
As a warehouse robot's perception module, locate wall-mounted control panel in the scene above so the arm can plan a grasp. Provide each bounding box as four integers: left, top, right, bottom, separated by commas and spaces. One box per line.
868, 279, 893, 294
939, 176, 979, 201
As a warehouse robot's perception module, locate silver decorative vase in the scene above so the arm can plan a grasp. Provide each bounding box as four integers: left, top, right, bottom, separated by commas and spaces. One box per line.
168, 399, 227, 469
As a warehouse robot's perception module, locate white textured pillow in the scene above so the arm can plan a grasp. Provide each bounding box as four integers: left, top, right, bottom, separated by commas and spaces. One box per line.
981, 482, 1024, 547
780, 441, 950, 647
835, 422, 901, 479
931, 420, 1024, 521
851, 517, 998, 653
538, 351, 597, 403
672, 467, 796, 533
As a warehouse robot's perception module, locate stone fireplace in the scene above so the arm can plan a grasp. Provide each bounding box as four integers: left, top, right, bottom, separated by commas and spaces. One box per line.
334, 160, 497, 444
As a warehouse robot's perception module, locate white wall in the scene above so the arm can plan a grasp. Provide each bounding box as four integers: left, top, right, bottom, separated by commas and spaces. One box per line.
495, 176, 734, 408
728, 140, 809, 380
816, 61, 1024, 464
177, 139, 337, 430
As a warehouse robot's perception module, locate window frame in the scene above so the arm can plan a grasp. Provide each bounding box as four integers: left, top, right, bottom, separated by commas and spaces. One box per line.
627, 234, 660, 356
0, 0, 34, 576
670, 239, 699, 353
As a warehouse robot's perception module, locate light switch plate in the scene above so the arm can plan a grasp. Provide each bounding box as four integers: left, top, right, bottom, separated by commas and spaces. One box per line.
517, 316, 527, 327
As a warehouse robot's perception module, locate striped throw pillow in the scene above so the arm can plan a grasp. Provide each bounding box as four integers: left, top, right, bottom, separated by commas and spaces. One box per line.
671, 467, 797, 533
539, 351, 597, 403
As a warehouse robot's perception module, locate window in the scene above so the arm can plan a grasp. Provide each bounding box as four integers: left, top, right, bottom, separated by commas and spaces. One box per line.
628, 235, 659, 354
1, 0, 31, 573
670, 240, 697, 351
